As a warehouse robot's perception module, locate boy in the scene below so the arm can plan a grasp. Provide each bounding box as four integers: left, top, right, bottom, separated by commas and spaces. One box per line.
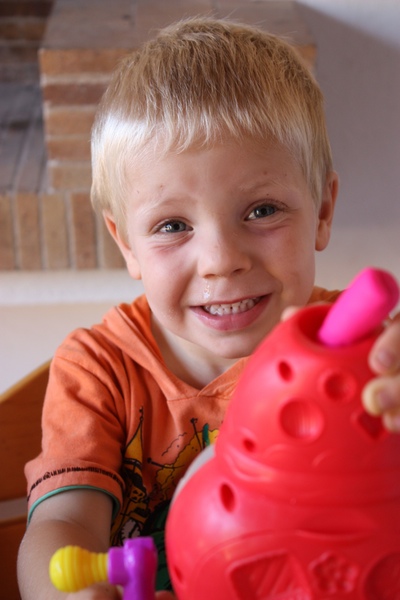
18, 17, 400, 600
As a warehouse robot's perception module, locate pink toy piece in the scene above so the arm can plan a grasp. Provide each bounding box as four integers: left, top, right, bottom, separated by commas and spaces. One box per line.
108, 538, 157, 600
318, 267, 399, 347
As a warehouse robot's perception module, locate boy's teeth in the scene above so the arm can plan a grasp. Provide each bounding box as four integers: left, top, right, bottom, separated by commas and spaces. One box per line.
205, 298, 258, 316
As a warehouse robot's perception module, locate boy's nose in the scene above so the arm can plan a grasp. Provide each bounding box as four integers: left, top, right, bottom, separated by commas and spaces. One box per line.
197, 230, 252, 279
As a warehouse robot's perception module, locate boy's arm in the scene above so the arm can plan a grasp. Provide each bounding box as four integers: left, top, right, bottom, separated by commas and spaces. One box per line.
18, 488, 115, 600
18, 489, 176, 600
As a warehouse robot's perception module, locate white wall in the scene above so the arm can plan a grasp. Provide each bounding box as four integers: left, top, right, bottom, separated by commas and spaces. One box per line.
1, 0, 400, 392
297, 0, 400, 289
0, 271, 144, 393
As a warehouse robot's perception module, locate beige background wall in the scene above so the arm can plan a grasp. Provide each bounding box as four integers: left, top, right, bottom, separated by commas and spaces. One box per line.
298, 0, 400, 288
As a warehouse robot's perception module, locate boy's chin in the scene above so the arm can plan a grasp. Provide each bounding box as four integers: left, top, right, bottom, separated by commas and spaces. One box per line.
199, 334, 266, 361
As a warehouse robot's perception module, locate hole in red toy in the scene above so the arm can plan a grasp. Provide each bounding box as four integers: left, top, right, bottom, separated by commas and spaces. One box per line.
242, 437, 256, 453
220, 483, 236, 512
357, 410, 386, 440
280, 400, 324, 441
278, 360, 294, 381
322, 370, 356, 402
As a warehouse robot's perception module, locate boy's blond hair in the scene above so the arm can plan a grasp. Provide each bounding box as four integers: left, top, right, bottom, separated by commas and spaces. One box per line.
91, 17, 333, 239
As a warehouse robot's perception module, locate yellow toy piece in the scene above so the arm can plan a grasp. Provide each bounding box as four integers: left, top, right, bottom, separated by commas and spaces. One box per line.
49, 546, 108, 593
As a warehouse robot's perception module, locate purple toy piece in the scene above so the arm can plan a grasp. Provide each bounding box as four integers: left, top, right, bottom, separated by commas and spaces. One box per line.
318, 267, 399, 347
108, 538, 157, 600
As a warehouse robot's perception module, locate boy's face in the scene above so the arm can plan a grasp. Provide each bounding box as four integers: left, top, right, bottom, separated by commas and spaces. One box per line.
106, 138, 337, 375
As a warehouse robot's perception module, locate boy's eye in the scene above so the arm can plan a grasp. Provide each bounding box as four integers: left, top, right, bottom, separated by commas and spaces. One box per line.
159, 220, 188, 233
247, 204, 277, 220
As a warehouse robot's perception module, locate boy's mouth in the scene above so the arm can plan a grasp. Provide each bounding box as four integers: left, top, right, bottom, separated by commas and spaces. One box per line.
203, 297, 261, 316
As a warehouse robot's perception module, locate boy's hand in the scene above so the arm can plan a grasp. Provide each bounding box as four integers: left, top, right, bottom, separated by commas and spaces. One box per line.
363, 313, 400, 431
69, 590, 175, 600
64, 583, 121, 599
58, 582, 174, 600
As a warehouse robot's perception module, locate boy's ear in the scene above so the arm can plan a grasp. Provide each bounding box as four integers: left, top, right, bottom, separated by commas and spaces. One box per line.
103, 212, 142, 280
315, 171, 338, 251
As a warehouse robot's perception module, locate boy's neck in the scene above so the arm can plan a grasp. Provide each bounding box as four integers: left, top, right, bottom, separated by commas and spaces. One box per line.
151, 317, 239, 389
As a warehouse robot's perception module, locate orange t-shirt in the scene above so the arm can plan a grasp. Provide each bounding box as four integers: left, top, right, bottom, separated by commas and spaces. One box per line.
26, 288, 339, 545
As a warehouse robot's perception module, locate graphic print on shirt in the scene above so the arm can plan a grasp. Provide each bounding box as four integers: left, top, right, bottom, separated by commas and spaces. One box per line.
110, 407, 219, 546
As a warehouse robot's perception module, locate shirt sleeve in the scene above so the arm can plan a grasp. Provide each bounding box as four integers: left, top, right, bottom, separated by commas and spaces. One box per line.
25, 330, 129, 520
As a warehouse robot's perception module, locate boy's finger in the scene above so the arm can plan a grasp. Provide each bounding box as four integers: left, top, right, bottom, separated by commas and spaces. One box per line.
71, 583, 121, 600
369, 312, 400, 375
362, 375, 400, 419
381, 408, 400, 433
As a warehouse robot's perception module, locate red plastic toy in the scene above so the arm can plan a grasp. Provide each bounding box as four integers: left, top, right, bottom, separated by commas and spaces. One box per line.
165, 267, 400, 600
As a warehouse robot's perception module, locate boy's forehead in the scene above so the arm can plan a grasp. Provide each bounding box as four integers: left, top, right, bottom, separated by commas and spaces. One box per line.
133, 131, 284, 164
126, 137, 308, 196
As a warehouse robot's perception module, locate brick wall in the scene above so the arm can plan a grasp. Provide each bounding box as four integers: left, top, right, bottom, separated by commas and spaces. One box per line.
0, 0, 54, 269
0, 0, 53, 82
0, 0, 316, 271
